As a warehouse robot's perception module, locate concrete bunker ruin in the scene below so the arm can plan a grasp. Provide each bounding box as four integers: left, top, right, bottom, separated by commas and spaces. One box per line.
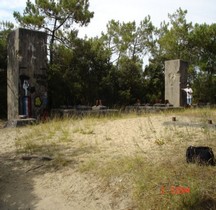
165, 59, 188, 107
7, 28, 48, 120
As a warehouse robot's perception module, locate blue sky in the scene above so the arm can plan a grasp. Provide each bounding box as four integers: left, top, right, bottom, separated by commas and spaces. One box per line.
0, 0, 215, 37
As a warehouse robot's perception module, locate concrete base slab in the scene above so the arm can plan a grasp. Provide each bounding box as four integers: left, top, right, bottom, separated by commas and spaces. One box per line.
51, 108, 119, 118
5, 118, 37, 128
163, 121, 216, 129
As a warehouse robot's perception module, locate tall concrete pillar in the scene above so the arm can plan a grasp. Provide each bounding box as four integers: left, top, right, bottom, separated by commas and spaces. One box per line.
165, 59, 188, 107
7, 28, 47, 120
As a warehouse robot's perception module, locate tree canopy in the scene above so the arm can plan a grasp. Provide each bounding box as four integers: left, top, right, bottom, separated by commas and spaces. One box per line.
13, 0, 94, 64
0, 5, 216, 115
0, 21, 15, 118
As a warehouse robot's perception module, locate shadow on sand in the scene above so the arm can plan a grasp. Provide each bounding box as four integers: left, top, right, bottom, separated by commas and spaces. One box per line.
0, 151, 40, 210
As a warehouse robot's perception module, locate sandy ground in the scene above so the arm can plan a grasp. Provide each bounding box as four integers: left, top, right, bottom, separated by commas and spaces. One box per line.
0, 114, 215, 210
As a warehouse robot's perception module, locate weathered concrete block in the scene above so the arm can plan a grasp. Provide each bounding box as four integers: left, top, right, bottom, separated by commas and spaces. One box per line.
165, 59, 188, 107
7, 28, 47, 120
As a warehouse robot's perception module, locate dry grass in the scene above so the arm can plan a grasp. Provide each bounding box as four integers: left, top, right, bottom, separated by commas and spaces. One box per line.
14, 108, 216, 209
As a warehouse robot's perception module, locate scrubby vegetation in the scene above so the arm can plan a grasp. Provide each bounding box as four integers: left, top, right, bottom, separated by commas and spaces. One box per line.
14, 108, 216, 209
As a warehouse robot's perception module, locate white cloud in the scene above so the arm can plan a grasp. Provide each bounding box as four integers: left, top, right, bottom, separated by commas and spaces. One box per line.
79, 0, 216, 37
0, 0, 26, 22
0, 0, 215, 37
0, 0, 26, 10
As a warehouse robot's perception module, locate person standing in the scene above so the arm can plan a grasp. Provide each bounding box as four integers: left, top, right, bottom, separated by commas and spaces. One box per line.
182, 84, 193, 106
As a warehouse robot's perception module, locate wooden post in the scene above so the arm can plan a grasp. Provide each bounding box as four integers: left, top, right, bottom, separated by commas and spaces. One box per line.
172, 117, 176, 121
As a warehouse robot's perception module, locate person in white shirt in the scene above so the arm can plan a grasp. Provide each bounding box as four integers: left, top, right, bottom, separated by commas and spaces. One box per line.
182, 84, 193, 106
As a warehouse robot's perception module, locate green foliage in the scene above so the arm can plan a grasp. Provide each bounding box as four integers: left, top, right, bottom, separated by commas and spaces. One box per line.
14, 0, 94, 30
145, 9, 191, 103
0, 22, 15, 118
189, 23, 216, 103
146, 8, 216, 104
13, 0, 94, 64
117, 56, 144, 105
48, 7, 216, 106
0, 21, 14, 69
50, 36, 113, 106
158, 8, 193, 60
99, 17, 156, 105
144, 58, 165, 103
102, 16, 155, 65
1, 4, 215, 108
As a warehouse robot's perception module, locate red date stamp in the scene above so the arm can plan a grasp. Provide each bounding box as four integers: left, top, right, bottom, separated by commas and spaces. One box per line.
160, 185, 190, 195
